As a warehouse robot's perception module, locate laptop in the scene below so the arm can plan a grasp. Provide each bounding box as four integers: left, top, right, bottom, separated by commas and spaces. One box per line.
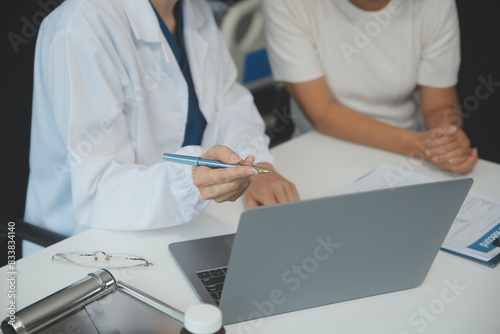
169, 178, 472, 325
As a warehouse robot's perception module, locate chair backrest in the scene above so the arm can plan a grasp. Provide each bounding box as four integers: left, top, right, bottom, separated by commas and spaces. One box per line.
1, 0, 66, 266
218, 0, 294, 147
220, 0, 273, 90
1, 2, 43, 224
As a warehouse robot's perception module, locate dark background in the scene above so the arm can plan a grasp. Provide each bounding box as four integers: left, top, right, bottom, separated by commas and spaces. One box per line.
455, 0, 500, 164
1, 0, 65, 266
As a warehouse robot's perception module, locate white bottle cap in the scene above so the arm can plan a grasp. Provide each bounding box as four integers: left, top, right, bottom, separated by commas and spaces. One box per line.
184, 304, 223, 334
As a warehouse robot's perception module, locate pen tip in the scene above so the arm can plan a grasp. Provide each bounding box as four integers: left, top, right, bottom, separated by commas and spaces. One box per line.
255, 166, 271, 174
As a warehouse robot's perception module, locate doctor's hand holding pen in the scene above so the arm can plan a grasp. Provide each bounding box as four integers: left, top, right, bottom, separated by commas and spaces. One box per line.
166, 145, 299, 205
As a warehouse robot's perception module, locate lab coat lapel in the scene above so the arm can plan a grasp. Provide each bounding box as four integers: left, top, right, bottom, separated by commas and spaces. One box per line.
120, 0, 163, 44
120, 0, 188, 114
183, 1, 212, 120
183, 0, 209, 77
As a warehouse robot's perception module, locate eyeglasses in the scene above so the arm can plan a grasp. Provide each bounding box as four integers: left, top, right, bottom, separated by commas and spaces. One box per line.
52, 251, 153, 269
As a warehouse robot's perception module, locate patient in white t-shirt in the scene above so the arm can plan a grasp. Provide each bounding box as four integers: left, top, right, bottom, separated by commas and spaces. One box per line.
263, 0, 477, 174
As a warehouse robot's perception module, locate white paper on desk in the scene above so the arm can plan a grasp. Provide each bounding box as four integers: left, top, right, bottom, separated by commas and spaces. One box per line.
325, 164, 500, 262
326, 163, 435, 196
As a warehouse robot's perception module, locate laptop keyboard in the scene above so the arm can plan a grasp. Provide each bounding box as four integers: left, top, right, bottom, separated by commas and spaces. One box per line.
196, 266, 227, 305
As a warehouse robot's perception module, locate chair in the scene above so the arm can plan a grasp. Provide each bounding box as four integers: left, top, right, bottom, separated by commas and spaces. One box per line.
0, 1, 66, 267
218, 0, 295, 147
220, 0, 271, 89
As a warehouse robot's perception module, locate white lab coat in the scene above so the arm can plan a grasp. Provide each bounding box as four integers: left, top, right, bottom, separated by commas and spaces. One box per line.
25, 0, 273, 237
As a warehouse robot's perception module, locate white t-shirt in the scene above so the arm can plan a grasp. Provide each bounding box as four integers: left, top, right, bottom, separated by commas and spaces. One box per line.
263, 0, 460, 130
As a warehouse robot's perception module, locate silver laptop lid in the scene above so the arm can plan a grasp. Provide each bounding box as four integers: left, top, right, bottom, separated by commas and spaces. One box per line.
219, 178, 472, 324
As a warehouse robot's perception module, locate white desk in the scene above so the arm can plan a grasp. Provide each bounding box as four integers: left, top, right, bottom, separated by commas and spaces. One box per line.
2, 131, 500, 334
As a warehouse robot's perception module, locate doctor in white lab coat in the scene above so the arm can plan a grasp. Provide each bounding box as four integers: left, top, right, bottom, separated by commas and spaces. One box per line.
25, 0, 298, 239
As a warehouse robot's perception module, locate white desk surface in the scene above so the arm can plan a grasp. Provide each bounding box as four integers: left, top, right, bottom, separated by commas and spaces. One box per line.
2, 131, 500, 334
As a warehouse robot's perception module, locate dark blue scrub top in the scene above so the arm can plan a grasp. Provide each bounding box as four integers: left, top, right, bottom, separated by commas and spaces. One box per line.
152, 1, 207, 147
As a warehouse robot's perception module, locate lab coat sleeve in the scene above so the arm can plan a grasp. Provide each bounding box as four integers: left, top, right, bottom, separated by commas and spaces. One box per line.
49, 30, 208, 231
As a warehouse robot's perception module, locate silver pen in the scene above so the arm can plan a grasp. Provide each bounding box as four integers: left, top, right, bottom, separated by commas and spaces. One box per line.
162, 153, 271, 174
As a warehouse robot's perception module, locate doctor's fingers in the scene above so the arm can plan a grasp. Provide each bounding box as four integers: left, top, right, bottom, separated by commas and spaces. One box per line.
201, 145, 243, 165
197, 174, 252, 203
193, 166, 256, 200
193, 162, 257, 186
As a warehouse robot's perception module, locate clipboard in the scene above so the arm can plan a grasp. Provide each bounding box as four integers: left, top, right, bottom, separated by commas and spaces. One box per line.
1, 270, 186, 334
441, 238, 500, 268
